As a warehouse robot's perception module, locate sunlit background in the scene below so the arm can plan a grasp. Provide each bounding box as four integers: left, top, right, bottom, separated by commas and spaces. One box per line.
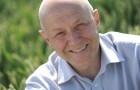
0, 0, 139, 89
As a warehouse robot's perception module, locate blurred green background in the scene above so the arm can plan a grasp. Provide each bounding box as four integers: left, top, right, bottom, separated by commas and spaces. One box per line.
0, 0, 139, 89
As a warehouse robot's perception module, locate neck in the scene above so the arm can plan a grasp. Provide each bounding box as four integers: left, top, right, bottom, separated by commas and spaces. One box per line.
78, 57, 101, 80
71, 48, 101, 80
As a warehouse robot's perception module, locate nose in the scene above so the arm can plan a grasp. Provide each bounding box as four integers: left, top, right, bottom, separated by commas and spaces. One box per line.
67, 31, 81, 46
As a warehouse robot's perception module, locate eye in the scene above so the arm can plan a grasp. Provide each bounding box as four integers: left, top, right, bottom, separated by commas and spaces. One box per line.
57, 32, 64, 35
75, 23, 87, 30
77, 23, 83, 27
55, 31, 65, 38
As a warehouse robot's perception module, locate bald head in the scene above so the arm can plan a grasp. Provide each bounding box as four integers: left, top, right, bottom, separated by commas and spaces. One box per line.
39, 0, 94, 31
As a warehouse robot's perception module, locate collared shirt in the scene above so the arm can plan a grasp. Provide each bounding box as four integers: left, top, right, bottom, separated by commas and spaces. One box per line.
25, 32, 140, 90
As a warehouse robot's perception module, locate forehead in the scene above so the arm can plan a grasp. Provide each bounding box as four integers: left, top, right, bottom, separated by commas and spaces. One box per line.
43, 2, 91, 29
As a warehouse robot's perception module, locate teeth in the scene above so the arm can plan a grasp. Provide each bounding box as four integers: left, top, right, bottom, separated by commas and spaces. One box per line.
71, 45, 87, 53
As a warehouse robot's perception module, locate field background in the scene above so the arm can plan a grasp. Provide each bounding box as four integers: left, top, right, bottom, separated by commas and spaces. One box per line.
0, 0, 139, 89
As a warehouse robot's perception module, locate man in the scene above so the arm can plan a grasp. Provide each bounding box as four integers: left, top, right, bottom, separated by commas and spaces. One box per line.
25, 0, 140, 90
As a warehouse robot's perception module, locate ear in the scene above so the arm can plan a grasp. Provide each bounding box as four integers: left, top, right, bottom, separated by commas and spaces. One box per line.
92, 9, 100, 30
39, 30, 52, 46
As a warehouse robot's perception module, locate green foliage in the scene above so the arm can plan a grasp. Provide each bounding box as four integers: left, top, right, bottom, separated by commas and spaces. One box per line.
0, 0, 139, 89
89, 0, 140, 34
0, 0, 53, 89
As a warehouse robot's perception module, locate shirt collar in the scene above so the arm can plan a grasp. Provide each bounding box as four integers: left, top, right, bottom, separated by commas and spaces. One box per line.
100, 35, 125, 64
97, 35, 125, 76
57, 57, 77, 84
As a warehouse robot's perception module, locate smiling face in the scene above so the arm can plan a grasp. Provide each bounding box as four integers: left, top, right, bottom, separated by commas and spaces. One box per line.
40, 0, 100, 69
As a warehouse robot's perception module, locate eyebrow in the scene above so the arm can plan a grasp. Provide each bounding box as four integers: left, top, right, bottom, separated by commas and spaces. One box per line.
74, 16, 88, 26
74, 18, 81, 25
52, 28, 64, 34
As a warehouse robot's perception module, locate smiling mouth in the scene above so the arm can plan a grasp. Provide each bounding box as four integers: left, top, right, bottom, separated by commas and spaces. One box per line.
69, 44, 88, 53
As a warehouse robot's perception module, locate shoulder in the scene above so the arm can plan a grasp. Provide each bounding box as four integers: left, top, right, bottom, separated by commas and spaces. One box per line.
100, 31, 140, 44
33, 51, 60, 76
25, 51, 60, 89
100, 31, 140, 63
100, 32, 140, 50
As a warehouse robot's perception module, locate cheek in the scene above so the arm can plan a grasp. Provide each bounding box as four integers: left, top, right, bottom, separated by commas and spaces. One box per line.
51, 40, 66, 53
52, 41, 68, 60
83, 28, 98, 39
83, 29, 99, 47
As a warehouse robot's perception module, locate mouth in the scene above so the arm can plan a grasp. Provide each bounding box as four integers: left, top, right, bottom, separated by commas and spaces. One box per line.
69, 44, 88, 53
